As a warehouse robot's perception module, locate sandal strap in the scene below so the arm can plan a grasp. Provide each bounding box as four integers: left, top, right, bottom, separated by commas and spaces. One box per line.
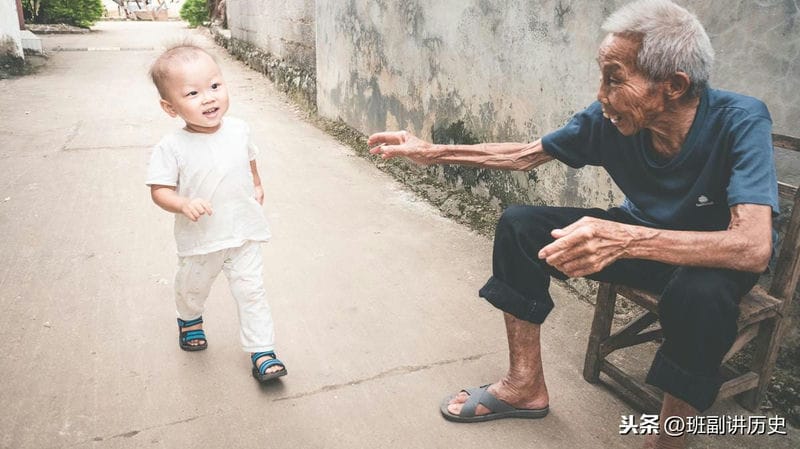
460, 385, 515, 418
251, 351, 284, 374
181, 329, 206, 342
251, 351, 276, 363
256, 358, 285, 375
177, 316, 204, 328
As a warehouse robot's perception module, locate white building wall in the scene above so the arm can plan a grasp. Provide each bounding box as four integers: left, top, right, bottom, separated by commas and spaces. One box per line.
0, 0, 23, 59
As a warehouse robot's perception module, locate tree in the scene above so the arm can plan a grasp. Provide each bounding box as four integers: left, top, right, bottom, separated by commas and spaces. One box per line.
23, 0, 104, 28
180, 0, 208, 28
21, 0, 42, 22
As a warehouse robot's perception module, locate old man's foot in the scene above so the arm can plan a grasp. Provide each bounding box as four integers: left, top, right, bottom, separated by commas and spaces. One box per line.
440, 380, 549, 423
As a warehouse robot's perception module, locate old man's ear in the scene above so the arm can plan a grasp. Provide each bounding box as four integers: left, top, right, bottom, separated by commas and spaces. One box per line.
664, 72, 692, 100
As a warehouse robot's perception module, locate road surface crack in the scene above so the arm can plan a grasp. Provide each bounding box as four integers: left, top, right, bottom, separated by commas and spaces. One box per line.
274, 351, 498, 402
67, 413, 218, 447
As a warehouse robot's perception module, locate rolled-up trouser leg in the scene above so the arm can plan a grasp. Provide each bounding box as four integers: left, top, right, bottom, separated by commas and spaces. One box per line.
645, 267, 759, 412
478, 206, 611, 323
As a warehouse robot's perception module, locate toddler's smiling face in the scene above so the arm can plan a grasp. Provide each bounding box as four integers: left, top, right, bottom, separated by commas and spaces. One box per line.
160, 52, 229, 134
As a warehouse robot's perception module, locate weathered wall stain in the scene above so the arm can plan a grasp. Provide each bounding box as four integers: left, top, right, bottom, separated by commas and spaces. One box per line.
0, 36, 18, 56
0, 36, 25, 78
554, 1, 573, 29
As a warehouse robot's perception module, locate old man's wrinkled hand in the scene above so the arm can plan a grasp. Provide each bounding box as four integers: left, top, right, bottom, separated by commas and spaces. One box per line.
367, 130, 436, 166
538, 216, 638, 278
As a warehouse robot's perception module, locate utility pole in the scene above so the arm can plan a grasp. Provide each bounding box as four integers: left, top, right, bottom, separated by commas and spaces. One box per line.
16, 0, 25, 30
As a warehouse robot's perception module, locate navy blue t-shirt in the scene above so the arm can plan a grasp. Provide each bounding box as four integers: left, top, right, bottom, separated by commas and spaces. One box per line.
541, 88, 779, 234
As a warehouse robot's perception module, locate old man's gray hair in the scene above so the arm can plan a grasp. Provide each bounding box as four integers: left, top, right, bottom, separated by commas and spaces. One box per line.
602, 0, 714, 97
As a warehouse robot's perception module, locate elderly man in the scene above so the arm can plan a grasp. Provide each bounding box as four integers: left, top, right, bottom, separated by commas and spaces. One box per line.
368, 0, 777, 447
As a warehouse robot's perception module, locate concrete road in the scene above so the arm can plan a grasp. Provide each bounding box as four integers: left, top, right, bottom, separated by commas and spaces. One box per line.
0, 21, 795, 449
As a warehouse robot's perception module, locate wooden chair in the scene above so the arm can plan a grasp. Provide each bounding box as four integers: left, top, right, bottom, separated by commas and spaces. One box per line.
582, 133, 800, 413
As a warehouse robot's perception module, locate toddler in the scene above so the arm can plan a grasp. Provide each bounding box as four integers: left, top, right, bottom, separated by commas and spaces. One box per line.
145, 43, 286, 382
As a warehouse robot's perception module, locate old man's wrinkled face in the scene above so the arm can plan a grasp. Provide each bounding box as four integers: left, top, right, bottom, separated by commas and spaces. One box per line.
596, 33, 665, 136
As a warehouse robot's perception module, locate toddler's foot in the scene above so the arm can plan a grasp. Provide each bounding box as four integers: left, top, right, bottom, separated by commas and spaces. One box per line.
177, 317, 208, 351
251, 351, 287, 382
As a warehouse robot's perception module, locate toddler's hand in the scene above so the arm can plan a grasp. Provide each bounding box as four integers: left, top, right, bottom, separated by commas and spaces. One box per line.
254, 185, 264, 205
181, 198, 213, 221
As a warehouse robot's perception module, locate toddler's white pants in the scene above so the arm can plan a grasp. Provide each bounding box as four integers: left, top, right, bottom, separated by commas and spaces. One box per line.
174, 241, 275, 352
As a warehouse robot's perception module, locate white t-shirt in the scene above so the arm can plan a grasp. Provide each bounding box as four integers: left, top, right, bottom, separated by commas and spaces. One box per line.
146, 117, 271, 256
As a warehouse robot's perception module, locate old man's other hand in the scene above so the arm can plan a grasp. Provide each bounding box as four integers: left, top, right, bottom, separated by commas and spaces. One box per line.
368, 130, 436, 165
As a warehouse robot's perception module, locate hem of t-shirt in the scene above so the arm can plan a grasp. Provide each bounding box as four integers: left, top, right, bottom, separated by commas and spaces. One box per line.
727, 197, 780, 215
145, 180, 177, 187
176, 236, 271, 257
617, 204, 663, 229
541, 133, 586, 169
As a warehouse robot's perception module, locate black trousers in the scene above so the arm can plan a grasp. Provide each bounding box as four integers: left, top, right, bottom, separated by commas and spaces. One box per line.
478, 206, 759, 411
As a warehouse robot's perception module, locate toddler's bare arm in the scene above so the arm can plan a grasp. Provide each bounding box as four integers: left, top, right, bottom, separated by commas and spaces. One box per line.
250, 160, 264, 205
150, 185, 213, 222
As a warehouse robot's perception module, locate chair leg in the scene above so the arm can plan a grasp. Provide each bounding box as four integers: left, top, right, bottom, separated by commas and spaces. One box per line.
584, 283, 617, 383
737, 317, 786, 411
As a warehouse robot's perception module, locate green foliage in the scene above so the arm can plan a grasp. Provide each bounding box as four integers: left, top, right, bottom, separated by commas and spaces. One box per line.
180, 0, 209, 28
20, 0, 41, 22
23, 0, 104, 28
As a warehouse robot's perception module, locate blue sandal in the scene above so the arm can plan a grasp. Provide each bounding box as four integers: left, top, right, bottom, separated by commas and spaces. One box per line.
251, 351, 287, 382
177, 317, 208, 351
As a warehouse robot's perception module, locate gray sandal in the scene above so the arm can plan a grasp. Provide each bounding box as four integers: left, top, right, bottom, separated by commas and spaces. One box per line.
440, 384, 549, 423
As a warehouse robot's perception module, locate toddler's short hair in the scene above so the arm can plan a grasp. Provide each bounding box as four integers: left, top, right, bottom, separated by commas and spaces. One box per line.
149, 40, 216, 99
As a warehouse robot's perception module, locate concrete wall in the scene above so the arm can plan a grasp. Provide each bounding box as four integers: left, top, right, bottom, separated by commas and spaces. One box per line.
226, 0, 315, 69
1, 0, 23, 61
221, 0, 316, 109
696, 1, 800, 138
315, 0, 800, 210
316, 0, 617, 209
